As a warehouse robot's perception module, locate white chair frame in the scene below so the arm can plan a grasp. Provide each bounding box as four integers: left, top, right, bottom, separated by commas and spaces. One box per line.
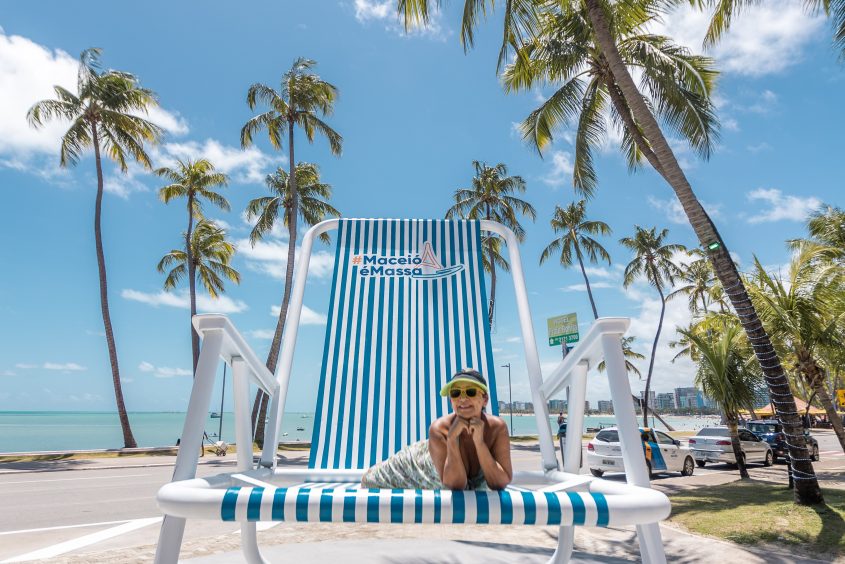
154, 219, 668, 563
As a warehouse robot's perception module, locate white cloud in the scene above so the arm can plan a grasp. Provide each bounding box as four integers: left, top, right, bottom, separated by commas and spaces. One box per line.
540, 151, 574, 188
560, 281, 615, 292
2, 370, 16, 376
121, 289, 249, 314
236, 238, 335, 280
155, 139, 281, 184
138, 361, 192, 378
270, 304, 328, 326
745, 188, 822, 224
248, 329, 276, 339
651, 2, 824, 76
722, 117, 739, 132
745, 89, 778, 114
351, 0, 449, 41
583, 267, 615, 279
14, 362, 86, 371
746, 142, 771, 154
0, 31, 187, 172
647, 195, 723, 225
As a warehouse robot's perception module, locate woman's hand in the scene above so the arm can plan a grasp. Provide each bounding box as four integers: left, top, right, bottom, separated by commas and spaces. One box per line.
468, 417, 485, 445
447, 416, 468, 442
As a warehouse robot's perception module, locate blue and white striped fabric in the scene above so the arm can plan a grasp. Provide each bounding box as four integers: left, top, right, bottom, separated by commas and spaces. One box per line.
309, 219, 498, 470
219, 485, 611, 526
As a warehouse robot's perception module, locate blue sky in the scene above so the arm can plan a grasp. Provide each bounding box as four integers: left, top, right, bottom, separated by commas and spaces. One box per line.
0, 1, 842, 414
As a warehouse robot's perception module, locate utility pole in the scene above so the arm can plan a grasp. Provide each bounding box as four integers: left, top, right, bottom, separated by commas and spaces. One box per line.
501, 363, 513, 437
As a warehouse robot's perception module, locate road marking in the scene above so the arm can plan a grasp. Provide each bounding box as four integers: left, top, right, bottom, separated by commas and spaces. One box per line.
1, 517, 162, 562
0, 473, 147, 485
0, 519, 148, 536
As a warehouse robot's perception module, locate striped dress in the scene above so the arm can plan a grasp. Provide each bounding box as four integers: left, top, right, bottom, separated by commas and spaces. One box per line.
360, 439, 488, 491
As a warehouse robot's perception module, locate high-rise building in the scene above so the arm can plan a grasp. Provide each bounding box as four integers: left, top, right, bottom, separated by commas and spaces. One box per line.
674, 387, 703, 409
597, 400, 613, 414
548, 399, 566, 413
640, 390, 656, 408
498, 401, 509, 413
656, 393, 676, 411
584, 401, 590, 412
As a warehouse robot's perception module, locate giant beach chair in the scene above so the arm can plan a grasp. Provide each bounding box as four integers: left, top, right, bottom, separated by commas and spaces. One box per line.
155, 219, 670, 563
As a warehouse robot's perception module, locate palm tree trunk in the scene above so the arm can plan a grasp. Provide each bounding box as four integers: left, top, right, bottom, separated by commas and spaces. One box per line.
727, 418, 750, 479
255, 122, 300, 448
643, 285, 666, 427
92, 122, 136, 449
584, 0, 822, 505
573, 240, 599, 319
187, 194, 199, 375
799, 349, 845, 452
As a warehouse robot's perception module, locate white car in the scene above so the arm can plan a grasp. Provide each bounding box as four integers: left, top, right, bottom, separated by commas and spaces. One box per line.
586, 427, 695, 478
688, 426, 773, 467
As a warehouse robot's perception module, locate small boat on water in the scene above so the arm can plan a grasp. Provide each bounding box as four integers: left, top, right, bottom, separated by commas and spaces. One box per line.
210, 412, 221, 419
282, 432, 289, 436
296, 426, 305, 431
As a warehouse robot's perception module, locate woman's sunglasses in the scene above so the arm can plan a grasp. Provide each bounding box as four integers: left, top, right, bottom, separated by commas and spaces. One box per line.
449, 387, 481, 399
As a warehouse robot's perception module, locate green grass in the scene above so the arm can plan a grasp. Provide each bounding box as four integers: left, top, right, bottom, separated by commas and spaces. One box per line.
669, 481, 845, 559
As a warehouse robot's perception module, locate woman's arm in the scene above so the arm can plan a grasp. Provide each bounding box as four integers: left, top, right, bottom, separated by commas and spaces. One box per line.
429, 416, 470, 489
469, 417, 513, 490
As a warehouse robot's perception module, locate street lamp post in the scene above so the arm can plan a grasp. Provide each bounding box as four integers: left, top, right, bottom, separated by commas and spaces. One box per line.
501, 363, 513, 437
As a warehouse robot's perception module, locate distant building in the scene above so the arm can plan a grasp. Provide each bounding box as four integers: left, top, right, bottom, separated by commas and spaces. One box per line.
584, 400, 590, 412
640, 390, 656, 408
597, 400, 613, 414
498, 401, 509, 413
548, 399, 566, 413
674, 387, 704, 409
656, 393, 676, 411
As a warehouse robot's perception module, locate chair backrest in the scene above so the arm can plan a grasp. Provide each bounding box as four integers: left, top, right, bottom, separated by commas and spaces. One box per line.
309, 219, 498, 470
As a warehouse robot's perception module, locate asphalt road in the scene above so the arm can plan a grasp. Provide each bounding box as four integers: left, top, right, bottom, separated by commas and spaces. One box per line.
0, 430, 841, 562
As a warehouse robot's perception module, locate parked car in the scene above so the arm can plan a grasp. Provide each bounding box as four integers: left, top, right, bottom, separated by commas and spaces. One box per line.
746, 419, 819, 463
688, 426, 773, 467
586, 427, 695, 478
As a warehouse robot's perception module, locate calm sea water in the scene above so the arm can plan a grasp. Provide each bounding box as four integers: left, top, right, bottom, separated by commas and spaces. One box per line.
0, 411, 718, 453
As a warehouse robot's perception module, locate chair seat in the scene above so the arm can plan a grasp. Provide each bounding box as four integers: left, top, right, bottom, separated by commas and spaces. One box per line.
157, 469, 669, 528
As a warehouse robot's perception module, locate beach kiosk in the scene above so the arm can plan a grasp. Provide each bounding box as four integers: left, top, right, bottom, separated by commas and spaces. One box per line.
155, 219, 670, 563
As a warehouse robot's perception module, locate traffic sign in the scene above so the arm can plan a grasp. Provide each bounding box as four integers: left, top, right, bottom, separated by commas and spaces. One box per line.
836, 389, 845, 409
547, 313, 579, 347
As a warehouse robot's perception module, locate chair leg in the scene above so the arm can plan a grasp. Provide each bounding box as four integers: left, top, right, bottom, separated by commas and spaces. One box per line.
548, 525, 574, 564
241, 522, 269, 564
154, 515, 186, 563
636, 523, 667, 564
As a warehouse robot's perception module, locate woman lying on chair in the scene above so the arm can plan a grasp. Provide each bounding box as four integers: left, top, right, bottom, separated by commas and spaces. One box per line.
361, 368, 512, 490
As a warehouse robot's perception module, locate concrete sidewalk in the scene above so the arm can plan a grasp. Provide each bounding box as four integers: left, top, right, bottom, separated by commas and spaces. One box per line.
176, 522, 830, 564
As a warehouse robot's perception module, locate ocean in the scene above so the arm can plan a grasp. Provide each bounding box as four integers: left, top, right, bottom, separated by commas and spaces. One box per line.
0, 411, 719, 453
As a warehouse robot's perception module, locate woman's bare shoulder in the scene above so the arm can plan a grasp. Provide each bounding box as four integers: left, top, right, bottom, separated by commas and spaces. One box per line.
429, 414, 455, 435
484, 415, 509, 432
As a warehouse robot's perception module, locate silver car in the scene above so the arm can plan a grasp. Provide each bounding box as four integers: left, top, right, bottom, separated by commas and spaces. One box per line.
688, 426, 773, 468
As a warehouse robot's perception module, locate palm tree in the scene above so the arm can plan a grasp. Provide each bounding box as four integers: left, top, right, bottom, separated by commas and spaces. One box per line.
156, 159, 230, 374
158, 219, 240, 309
398, 0, 824, 504
245, 162, 341, 445
578, 0, 824, 502
680, 321, 761, 479
540, 200, 612, 319
446, 161, 536, 325
806, 204, 845, 253
501, 4, 718, 197
241, 57, 342, 442
667, 250, 716, 315
620, 226, 685, 426
27, 48, 162, 449
747, 243, 845, 453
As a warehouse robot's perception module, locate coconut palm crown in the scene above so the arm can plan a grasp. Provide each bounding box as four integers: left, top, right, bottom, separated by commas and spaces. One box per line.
445, 160, 536, 326
156, 159, 230, 373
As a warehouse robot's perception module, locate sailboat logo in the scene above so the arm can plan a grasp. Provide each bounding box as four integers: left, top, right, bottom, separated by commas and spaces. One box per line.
412, 241, 464, 279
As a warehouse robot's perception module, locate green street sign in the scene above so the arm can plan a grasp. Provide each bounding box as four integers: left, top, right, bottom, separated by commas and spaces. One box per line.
549, 334, 580, 346
547, 313, 579, 347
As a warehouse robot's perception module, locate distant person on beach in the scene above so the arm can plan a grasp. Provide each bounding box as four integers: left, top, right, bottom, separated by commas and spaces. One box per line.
557, 412, 565, 426
361, 368, 512, 490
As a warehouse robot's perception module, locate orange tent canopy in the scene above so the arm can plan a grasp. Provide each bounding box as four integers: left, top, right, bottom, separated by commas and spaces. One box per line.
741, 396, 826, 417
